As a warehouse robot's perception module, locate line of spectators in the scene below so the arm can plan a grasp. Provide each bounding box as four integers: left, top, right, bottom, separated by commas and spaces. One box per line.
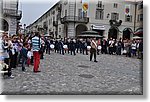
0, 32, 143, 78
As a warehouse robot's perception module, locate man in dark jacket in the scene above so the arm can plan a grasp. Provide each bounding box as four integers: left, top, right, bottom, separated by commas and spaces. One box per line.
20, 43, 28, 71
59, 39, 64, 55
139, 39, 143, 59
70, 39, 76, 55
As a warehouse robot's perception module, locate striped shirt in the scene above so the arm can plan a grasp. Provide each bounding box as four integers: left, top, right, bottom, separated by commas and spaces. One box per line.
31, 36, 42, 51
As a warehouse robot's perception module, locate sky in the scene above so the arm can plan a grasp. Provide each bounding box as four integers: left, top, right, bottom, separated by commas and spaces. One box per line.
19, 0, 60, 26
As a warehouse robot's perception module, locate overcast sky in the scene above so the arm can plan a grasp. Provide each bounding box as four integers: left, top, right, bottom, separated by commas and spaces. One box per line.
19, 0, 60, 26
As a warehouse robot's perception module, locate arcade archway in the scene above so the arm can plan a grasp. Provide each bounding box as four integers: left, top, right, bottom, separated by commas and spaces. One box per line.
64, 24, 68, 38
108, 27, 118, 39
1, 18, 9, 31
123, 28, 132, 40
76, 24, 88, 37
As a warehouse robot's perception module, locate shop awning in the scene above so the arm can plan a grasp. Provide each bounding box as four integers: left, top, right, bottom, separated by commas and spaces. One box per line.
132, 36, 143, 39
92, 25, 105, 30
134, 28, 143, 35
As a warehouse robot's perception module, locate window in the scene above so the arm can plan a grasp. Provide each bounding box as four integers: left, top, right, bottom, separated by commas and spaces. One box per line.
64, 0, 68, 5
59, 27, 61, 32
53, 16, 55, 21
138, 14, 143, 22
97, 1, 104, 9
111, 13, 119, 20
95, 10, 104, 20
98, 1, 102, 8
125, 15, 132, 22
78, 9, 82, 18
65, 10, 67, 16
114, 3, 118, 8
138, 2, 143, 10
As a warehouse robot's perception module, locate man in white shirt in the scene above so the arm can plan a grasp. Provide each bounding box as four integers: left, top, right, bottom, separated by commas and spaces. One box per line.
31, 32, 42, 73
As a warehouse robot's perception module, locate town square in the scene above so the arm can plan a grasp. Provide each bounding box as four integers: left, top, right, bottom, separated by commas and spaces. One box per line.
0, 0, 143, 95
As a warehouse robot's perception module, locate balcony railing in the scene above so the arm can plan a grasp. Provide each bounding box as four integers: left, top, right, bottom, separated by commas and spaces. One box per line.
3, 8, 22, 20
61, 16, 89, 24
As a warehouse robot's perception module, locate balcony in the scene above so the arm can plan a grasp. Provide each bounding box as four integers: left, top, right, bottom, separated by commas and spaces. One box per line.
3, 8, 22, 20
53, 21, 58, 26
61, 16, 89, 24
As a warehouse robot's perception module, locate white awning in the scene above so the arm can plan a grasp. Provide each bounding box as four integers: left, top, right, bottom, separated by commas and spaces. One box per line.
92, 25, 105, 30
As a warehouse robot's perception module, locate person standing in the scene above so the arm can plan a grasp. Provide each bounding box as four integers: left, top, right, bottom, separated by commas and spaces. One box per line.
20, 43, 28, 71
31, 32, 42, 73
82, 39, 87, 55
70, 39, 76, 55
139, 39, 143, 59
131, 40, 137, 57
45, 38, 51, 55
59, 39, 64, 55
40, 37, 45, 59
2, 35, 14, 78
90, 38, 98, 62
101, 39, 108, 54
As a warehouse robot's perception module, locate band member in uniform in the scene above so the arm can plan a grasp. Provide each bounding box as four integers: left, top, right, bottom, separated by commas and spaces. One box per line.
90, 38, 98, 62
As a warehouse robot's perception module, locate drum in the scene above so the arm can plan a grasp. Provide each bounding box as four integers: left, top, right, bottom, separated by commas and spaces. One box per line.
50, 44, 55, 49
63, 45, 68, 50
98, 46, 102, 50
87, 46, 91, 51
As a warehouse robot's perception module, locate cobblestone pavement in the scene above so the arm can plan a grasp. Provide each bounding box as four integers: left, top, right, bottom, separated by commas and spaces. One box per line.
1, 52, 143, 95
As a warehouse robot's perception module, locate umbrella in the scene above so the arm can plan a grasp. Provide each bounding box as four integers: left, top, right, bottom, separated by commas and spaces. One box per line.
78, 30, 104, 38
81, 30, 98, 34
132, 36, 143, 39
0, 30, 4, 33
134, 28, 143, 35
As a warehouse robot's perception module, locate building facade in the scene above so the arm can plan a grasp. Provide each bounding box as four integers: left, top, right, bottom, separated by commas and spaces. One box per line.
134, 1, 143, 37
27, 0, 143, 40
0, 0, 22, 36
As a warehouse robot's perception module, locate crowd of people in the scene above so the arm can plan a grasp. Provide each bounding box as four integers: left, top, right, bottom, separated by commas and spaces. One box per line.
0, 32, 143, 78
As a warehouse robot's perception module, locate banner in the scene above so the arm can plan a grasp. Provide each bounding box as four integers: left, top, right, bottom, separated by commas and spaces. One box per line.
125, 4, 131, 15
82, 0, 89, 17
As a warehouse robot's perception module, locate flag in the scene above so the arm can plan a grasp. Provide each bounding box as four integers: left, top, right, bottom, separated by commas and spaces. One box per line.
82, 0, 89, 17
125, 4, 131, 15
